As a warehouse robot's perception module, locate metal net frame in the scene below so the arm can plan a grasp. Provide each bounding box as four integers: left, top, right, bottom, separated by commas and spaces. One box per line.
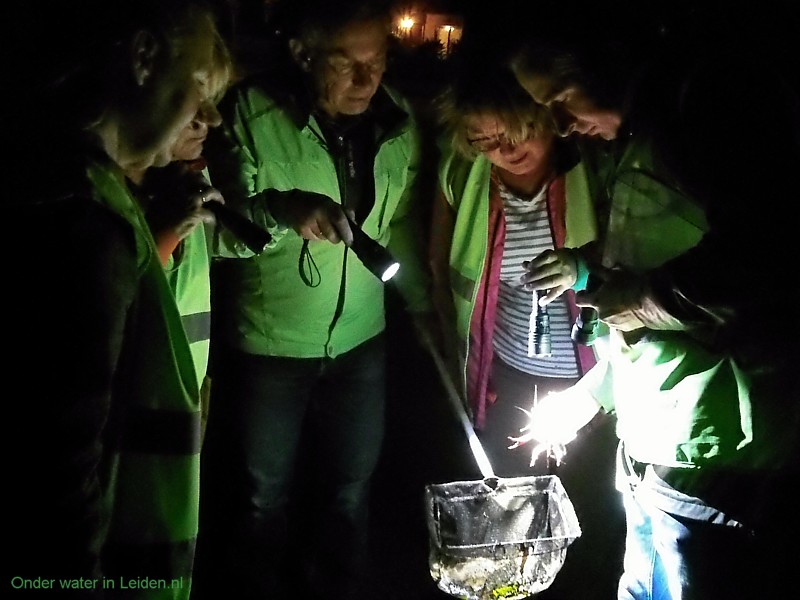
425, 475, 581, 600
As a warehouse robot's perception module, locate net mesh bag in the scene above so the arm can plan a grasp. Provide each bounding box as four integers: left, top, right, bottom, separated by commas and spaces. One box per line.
425, 475, 581, 600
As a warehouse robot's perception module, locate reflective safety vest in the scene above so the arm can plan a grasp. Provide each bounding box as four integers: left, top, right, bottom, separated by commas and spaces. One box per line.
88, 161, 200, 600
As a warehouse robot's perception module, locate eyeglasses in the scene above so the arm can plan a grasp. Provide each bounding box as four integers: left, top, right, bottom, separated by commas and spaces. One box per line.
466, 132, 516, 154
466, 124, 537, 154
325, 54, 387, 79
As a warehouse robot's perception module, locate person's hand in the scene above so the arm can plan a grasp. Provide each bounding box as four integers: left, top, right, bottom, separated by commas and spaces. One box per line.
508, 386, 599, 466
575, 268, 646, 332
268, 190, 353, 245
520, 248, 579, 305
147, 181, 221, 242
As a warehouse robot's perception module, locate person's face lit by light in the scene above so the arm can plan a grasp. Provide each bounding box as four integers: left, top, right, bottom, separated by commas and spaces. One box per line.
515, 72, 622, 140
298, 18, 388, 118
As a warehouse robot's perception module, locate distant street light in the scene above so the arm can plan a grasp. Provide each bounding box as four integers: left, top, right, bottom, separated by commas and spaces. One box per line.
399, 16, 415, 37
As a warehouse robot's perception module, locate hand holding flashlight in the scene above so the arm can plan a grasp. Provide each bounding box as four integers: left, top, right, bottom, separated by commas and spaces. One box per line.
575, 269, 647, 333
267, 189, 353, 245
142, 179, 219, 241
520, 248, 580, 305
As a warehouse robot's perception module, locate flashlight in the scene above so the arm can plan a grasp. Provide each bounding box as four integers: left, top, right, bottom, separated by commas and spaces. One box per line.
571, 274, 600, 346
205, 200, 271, 254
347, 217, 399, 282
571, 306, 599, 346
528, 290, 552, 357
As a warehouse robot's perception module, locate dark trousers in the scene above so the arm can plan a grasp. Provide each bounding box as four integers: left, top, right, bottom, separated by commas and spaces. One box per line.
199, 334, 386, 600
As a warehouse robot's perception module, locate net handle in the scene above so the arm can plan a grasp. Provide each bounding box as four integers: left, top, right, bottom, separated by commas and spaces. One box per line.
419, 329, 496, 480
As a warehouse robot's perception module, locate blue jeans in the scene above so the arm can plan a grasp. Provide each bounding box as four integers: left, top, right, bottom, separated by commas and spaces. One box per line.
201, 334, 386, 599
615, 444, 781, 600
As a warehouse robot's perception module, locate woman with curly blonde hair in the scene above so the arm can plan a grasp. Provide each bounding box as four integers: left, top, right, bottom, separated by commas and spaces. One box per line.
428, 57, 626, 598
430, 61, 602, 477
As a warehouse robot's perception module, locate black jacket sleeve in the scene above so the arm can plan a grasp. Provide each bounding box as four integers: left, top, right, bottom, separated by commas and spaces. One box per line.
4, 195, 138, 593
637, 51, 800, 356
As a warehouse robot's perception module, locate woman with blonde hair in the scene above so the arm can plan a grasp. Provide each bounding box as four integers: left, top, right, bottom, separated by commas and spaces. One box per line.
431, 61, 601, 477
5, 2, 230, 596
429, 58, 626, 599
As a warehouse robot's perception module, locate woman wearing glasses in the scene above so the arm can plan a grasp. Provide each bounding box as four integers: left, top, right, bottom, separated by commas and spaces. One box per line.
430, 60, 608, 476
429, 59, 624, 598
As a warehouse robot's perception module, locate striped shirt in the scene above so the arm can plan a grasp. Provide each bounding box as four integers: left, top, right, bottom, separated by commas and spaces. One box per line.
492, 177, 579, 377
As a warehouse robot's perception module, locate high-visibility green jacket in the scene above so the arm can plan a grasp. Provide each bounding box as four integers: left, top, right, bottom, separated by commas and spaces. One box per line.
206, 79, 431, 358
8, 152, 201, 599
571, 137, 786, 470
89, 161, 201, 599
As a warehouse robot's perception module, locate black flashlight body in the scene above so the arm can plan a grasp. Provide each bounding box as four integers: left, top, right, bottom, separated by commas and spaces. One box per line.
347, 217, 399, 282
571, 306, 600, 346
571, 274, 600, 346
205, 200, 271, 254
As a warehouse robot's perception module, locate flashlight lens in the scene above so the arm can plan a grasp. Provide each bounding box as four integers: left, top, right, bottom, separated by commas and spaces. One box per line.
348, 217, 400, 283
381, 262, 400, 282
